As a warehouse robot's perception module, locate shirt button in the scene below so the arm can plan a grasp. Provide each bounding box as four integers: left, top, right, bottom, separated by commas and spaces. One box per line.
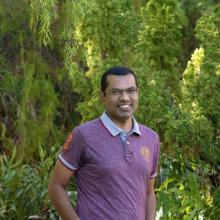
127, 141, 129, 144
121, 131, 126, 136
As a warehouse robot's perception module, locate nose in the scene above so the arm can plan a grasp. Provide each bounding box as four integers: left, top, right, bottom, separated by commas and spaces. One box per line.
120, 90, 129, 102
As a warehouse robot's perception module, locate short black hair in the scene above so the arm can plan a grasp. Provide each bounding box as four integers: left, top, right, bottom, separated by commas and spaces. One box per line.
101, 66, 138, 95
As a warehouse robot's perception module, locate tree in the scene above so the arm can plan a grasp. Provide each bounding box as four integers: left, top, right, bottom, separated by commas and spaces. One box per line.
1, 0, 220, 219
25, 0, 220, 218
61, 0, 139, 123
0, 0, 81, 161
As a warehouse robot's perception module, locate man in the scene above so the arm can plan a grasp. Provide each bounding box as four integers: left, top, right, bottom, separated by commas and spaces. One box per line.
48, 66, 160, 220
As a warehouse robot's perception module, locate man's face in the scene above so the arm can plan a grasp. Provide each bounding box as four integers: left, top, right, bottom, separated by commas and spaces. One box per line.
99, 74, 139, 124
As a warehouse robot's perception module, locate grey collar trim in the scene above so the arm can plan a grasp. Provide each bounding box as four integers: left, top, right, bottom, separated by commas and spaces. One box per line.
100, 111, 141, 136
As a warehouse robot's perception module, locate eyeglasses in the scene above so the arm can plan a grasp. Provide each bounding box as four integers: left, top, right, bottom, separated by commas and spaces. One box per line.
104, 88, 138, 96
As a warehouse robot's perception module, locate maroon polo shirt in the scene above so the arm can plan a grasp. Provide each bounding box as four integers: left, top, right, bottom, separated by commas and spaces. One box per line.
58, 112, 160, 220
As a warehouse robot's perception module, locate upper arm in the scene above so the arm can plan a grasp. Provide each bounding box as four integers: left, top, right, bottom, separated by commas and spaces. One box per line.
49, 159, 76, 189
147, 178, 155, 194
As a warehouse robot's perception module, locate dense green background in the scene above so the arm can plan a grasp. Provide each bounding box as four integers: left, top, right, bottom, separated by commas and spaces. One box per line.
0, 0, 220, 219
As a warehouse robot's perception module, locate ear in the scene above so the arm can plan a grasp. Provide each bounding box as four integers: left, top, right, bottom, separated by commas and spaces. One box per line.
137, 88, 139, 97
99, 91, 106, 105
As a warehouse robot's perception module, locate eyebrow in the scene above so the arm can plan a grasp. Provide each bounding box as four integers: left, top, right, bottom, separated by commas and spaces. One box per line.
110, 86, 136, 90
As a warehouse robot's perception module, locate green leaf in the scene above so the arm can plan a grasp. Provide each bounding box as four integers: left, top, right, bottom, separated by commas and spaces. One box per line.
15, 188, 24, 197
5, 170, 16, 181
187, 203, 203, 220
156, 178, 176, 192
41, 189, 48, 198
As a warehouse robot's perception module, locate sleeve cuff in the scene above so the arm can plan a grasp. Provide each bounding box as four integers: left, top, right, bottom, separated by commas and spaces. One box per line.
150, 172, 157, 179
58, 154, 78, 171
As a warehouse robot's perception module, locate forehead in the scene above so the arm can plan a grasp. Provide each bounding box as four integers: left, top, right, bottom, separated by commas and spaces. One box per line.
106, 74, 136, 89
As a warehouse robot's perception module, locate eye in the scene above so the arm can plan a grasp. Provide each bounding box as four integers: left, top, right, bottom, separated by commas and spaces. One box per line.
127, 88, 136, 93
111, 90, 120, 95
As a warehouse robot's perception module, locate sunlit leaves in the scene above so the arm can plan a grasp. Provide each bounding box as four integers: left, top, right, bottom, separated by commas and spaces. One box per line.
27, 0, 59, 45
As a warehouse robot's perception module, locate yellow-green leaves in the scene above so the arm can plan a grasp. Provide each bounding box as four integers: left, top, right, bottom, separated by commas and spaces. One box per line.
27, 0, 59, 45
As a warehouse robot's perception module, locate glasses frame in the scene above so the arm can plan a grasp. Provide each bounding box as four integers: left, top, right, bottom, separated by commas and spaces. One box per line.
104, 88, 139, 96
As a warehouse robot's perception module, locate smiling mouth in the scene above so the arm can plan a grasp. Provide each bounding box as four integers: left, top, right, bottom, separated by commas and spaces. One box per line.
118, 104, 132, 110
120, 105, 130, 108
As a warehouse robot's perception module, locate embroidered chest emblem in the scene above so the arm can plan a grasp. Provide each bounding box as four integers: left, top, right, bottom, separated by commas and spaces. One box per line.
141, 146, 150, 162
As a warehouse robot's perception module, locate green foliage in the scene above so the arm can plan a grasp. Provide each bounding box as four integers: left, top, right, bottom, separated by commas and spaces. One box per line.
176, 0, 218, 72
180, 6, 220, 186
27, 0, 59, 45
60, 0, 139, 123
0, 55, 20, 123
156, 161, 213, 220
182, 4, 220, 134
204, 186, 220, 219
137, 0, 182, 66
169, 173, 209, 220
135, 0, 182, 102
161, 108, 213, 158
16, 51, 59, 159
0, 145, 77, 219
134, 0, 183, 136
0, 1, 31, 35
0, 0, 81, 161
156, 178, 177, 218
156, 2, 220, 211
183, 45, 220, 131
134, 71, 171, 132
74, 0, 138, 63
195, 4, 220, 50
2, 0, 220, 219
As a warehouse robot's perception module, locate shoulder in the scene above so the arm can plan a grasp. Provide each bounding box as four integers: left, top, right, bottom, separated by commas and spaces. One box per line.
78, 118, 101, 129
138, 124, 159, 140
73, 118, 103, 136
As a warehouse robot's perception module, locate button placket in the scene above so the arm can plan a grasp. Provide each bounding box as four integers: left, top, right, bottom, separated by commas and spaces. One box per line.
125, 135, 133, 157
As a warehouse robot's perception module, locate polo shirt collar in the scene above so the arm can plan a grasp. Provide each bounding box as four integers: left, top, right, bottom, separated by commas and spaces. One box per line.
100, 111, 141, 136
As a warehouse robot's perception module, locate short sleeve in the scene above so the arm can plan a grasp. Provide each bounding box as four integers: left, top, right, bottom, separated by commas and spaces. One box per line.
58, 126, 85, 171
150, 133, 160, 179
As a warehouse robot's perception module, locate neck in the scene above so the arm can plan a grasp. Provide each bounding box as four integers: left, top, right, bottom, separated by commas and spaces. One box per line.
117, 120, 133, 134
108, 114, 133, 134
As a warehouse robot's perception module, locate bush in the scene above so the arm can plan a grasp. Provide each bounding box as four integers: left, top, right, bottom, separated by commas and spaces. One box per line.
204, 186, 220, 219
0, 146, 77, 220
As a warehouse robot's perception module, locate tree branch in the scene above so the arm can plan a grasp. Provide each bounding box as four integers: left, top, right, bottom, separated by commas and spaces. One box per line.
210, 144, 220, 152
160, 56, 164, 70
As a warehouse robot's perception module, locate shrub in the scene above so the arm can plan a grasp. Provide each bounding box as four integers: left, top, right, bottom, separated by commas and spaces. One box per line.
0, 146, 77, 220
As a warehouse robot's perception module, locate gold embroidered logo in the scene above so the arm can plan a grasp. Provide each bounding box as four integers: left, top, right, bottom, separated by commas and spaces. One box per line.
64, 134, 73, 150
141, 146, 150, 162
